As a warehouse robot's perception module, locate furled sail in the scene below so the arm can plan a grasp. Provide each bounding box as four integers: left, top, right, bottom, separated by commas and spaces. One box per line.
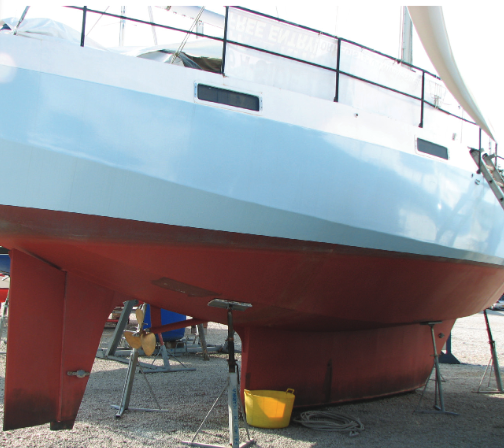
408, 6, 495, 141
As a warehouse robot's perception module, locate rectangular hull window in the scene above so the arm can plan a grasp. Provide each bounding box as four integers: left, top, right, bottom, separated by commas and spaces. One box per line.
197, 84, 260, 111
417, 138, 448, 160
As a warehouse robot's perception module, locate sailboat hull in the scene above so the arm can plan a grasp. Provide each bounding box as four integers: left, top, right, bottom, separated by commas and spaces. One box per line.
1, 27, 504, 429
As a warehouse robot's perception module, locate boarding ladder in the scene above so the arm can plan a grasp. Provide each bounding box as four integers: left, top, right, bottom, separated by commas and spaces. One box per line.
469, 149, 504, 395
470, 149, 504, 210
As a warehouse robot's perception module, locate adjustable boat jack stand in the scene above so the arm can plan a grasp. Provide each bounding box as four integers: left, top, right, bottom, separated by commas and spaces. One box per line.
112, 308, 196, 417
113, 337, 195, 416
182, 299, 254, 448
112, 346, 171, 417
197, 323, 210, 361
415, 321, 458, 416
476, 309, 504, 394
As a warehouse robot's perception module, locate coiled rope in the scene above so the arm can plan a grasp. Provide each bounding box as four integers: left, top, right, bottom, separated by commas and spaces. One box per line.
293, 410, 364, 437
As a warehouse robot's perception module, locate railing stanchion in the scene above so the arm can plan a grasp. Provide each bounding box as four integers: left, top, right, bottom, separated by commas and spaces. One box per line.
334, 38, 341, 102
419, 71, 425, 128
478, 127, 482, 174
221, 7, 229, 76
80, 6, 87, 47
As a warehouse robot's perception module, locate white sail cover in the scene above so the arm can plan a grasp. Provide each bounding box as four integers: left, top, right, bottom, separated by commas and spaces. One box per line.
408, 6, 495, 141
0, 17, 105, 50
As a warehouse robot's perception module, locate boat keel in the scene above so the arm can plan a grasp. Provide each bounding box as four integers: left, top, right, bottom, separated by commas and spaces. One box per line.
3, 249, 119, 430
239, 320, 455, 407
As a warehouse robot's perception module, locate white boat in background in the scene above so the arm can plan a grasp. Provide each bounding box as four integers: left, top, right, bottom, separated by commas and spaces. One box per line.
0, 6, 503, 431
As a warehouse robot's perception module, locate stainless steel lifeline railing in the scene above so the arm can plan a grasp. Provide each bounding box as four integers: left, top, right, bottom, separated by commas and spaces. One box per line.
62, 6, 481, 137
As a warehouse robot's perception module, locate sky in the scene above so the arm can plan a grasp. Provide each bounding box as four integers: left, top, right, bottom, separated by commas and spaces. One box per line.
1, 3, 502, 143
443, 4, 504, 144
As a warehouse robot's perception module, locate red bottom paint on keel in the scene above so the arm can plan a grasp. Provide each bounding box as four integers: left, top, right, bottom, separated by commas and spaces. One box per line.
1, 205, 503, 429
239, 321, 454, 407
4, 250, 123, 430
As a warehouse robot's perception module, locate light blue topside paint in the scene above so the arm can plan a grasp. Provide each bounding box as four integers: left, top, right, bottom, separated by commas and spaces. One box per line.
1, 67, 504, 265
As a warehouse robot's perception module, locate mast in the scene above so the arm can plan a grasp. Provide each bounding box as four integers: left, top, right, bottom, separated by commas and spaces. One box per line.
148, 6, 158, 45
119, 6, 125, 46
401, 6, 413, 64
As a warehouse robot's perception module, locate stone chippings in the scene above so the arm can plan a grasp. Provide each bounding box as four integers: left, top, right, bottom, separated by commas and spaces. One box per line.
0, 314, 504, 447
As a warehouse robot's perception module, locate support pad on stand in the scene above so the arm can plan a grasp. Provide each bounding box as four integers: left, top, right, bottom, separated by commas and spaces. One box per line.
415, 321, 458, 416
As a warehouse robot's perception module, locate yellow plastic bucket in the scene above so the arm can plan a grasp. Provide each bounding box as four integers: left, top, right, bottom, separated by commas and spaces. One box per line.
244, 389, 295, 428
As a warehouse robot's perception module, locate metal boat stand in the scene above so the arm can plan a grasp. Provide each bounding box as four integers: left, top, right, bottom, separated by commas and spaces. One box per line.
192, 324, 210, 361
112, 329, 195, 416
415, 321, 458, 416
0, 291, 9, 353
96, 299, 136, 360
476, 309, 504, 394
182, 299, 254, 448
112, 345, 174, 417
111, 305, 198, 418
164, 324, 222, 358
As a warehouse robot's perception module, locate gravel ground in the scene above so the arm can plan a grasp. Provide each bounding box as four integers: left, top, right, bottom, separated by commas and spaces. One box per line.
1, 311, 504, 447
